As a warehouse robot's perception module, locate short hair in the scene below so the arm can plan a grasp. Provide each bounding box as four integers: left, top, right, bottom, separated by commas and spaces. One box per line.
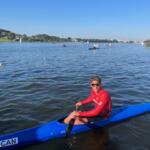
91, 75, 101, 84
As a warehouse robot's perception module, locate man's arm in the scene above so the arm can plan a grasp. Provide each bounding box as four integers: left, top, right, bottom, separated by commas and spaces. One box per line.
78, 94, 109, 117
80, 96, 93, 105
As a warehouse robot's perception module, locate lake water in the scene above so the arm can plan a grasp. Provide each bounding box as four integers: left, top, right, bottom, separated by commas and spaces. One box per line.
0, 42, 150, 150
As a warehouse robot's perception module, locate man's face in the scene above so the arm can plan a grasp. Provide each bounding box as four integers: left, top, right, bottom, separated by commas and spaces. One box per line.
91, 80, 100, 93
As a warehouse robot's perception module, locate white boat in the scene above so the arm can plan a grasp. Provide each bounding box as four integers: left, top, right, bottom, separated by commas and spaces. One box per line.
108, 43, 112, 47
89, 44, 99, 50
19, 38, 22, 44
141, 42, 144, 46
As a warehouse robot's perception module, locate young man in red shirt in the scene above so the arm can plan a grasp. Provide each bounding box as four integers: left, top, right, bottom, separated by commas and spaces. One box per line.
64, 75, 112, 124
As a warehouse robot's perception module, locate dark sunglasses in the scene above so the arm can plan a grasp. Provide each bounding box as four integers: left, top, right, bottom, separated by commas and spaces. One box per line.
91, 83, 100, 87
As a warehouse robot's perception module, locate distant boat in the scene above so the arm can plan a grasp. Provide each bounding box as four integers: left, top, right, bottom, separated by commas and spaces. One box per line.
89, 44, 99, 50
141, 42, 144, 46
108, 43, 112, 47
62, 44, 66, 47
19, 38, 22, 44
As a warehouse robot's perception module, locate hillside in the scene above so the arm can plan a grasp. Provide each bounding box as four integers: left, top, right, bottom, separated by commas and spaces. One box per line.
0, 28, 120, 43
0, 29, 22, 42
145, 40, 150, 47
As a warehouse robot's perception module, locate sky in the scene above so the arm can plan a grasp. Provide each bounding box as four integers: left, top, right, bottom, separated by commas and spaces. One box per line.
0, 0, 150, 40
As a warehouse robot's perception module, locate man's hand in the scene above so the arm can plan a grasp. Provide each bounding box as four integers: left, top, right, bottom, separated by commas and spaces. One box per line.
71, 111, 80, 118
75, 102, 82, 107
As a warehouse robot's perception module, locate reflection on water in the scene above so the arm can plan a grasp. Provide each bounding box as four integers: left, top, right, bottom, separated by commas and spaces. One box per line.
25, 128, 109, 150
108, 113, 150, 150
68, 128, 109, 150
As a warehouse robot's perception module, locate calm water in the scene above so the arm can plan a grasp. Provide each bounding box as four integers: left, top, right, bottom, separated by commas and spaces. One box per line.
0, 42, 150, 150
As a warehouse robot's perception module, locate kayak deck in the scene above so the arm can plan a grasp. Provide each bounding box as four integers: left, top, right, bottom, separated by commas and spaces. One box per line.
0, 103, 150, 149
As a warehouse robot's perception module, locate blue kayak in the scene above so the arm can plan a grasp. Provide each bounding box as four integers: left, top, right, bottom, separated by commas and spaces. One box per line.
0, 103, 150, 149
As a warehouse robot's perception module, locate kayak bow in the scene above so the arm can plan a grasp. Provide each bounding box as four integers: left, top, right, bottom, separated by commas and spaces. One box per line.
0, 103, 150, 149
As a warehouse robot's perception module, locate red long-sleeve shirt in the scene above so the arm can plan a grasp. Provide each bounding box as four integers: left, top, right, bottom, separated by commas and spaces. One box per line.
78, 88, 112, 118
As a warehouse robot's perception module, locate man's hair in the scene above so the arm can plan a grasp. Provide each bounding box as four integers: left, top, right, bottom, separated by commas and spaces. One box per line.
91, 75, 101, 84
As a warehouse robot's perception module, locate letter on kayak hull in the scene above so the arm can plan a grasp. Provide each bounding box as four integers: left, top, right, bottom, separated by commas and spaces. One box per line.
0, 137, 18, 148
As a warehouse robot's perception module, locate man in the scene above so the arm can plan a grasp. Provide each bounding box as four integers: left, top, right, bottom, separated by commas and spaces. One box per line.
64, 75, 112, 124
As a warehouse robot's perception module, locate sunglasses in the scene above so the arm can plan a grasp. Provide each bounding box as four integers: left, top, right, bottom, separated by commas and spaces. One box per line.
91, 83, 100, 87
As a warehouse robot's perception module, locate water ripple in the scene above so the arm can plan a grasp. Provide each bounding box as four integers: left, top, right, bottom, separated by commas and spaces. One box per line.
0, 43, 150, 149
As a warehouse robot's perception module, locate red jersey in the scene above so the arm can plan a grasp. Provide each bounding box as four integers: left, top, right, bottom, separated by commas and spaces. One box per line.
78, 88, 112, 118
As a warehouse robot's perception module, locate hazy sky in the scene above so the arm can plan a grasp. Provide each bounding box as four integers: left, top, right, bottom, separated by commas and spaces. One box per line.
0, 0, 150, 40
